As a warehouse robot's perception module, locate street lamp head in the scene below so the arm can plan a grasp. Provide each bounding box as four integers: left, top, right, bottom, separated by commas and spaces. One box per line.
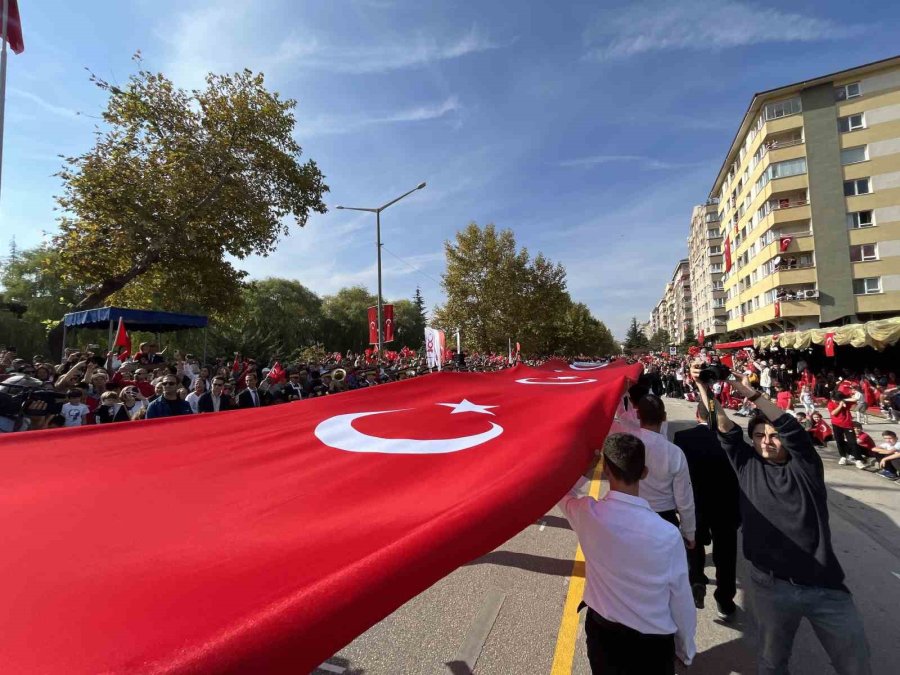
335, 205, 345, 209
416, 182, 426, 190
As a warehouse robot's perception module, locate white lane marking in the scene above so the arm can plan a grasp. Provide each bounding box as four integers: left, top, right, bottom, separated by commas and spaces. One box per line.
318, 663, 346, 674
539, 521, 546, 532
892, 572, 900, 583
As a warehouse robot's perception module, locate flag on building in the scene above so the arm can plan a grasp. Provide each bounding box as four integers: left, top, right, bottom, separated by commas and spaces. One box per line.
779, 236, 793, 252
0, 360, 641, 673
724, 236, 732, 272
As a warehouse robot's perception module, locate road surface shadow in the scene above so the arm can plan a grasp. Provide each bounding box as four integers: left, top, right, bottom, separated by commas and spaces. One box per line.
465, 551, 582, 577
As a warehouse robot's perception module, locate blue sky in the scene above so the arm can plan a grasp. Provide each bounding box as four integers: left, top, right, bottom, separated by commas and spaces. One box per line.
3, 0, 900, 338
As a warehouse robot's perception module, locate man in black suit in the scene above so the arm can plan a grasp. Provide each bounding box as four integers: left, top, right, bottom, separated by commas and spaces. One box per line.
673, 403, 741, 620
236, 372, 270, 409
198, 377, 233, 413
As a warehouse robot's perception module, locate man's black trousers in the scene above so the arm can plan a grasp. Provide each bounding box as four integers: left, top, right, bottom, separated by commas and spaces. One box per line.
686, 516, 737, 606
584, 608, 674, 674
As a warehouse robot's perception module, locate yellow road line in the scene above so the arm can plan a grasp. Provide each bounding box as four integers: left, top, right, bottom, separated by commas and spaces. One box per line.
549, 467, 602, 675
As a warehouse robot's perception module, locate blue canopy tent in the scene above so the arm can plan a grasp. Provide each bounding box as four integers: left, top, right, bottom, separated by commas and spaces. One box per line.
61, 307, 209, 361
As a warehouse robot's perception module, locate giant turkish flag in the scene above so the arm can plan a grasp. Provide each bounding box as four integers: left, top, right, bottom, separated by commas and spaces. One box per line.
0, 361, 639, 673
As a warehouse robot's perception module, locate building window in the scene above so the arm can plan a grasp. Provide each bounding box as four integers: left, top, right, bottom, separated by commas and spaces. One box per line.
709, 245, 722, 254
764, 98, 802, 121
853, 277, 881, 295
838, 113, 865, 133
850, 244, 878, 262
843, 178, 871, 196
835, 82, 861, 101
841, 145, 868, 165
847, 210, 874, 229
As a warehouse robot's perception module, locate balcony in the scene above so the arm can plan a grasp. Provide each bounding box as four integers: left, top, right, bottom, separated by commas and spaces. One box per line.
779, 299, 821, 319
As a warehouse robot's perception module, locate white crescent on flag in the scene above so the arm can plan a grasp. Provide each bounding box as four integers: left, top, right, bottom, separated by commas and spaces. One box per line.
515, 376, 597, 385
314, 402, 503, 454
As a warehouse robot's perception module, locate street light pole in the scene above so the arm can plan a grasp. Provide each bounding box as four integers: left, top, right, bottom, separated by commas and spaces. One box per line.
335, 182, 426, 354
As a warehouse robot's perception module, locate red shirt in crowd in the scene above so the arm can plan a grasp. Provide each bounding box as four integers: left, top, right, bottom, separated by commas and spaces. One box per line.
776, 390, 793, 411
827, 400, 853, 429
856, 432, 875, 450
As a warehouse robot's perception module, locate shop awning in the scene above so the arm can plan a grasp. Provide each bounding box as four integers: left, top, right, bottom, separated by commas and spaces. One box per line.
754, 317, 900, 352
714, 339, 755, 350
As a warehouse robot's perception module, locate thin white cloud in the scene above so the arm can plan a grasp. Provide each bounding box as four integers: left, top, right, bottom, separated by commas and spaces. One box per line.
584, 0, 866, 61
557, 154, 698, 170
9, 88, 83, 121
159, 2, 503, 88
298, 96, 461, 137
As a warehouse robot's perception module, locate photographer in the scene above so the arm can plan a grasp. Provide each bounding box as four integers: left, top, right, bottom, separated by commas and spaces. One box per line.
691, 362, 870, 675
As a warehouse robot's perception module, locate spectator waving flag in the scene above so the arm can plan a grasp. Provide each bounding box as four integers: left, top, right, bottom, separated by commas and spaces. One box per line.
0, 361, 640, 673
113, 317, 131, 359
267, 361, 287, 384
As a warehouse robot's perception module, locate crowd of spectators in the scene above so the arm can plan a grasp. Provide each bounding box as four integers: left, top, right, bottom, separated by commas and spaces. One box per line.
0, 342, 545, 433
638, 348, 900, 480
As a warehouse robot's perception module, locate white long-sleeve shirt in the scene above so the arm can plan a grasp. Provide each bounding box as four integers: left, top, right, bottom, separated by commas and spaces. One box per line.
633, 428, 696, 541
559, 480, 697, 664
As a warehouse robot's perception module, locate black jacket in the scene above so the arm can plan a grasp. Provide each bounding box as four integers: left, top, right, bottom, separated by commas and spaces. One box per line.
673, 424, 740, 527
197, 391, 233, 413
236, 388, 271, 409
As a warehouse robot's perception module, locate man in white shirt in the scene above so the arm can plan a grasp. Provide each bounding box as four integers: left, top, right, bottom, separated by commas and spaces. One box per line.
184, 378, 206, 414
559, 433, 696, 673
634, 396, 696, 548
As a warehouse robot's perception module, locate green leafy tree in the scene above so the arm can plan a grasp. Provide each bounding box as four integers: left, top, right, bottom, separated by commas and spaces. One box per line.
52, 55, 328, 314
558, 302, 618, 356
391, 298, 426, 350
624, 317, 650, 350
648, 328, 672, 352
434, 222, 569, 353
681, 325, 697, 348
320, 286, 377, 352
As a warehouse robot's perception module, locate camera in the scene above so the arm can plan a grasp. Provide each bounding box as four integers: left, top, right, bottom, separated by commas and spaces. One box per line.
697, 363, 732, 384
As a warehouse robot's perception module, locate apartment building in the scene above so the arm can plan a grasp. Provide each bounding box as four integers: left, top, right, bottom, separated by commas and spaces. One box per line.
670, 259, 693, 343
712, 55, 900, 337
688, 201, 728, 342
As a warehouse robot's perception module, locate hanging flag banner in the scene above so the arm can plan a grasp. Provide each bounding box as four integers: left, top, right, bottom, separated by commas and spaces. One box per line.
2, 0, 24, 54
774, 301, 781, 318
424, 326, 445, 370
724, 236, 732, 272
367, 306, 378, 344
383, 304, 394, 343
779, 236, 794, 252
824, 332, 836, 357
0, 361, 640, 673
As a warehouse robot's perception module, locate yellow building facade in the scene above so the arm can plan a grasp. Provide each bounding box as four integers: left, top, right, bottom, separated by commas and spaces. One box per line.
711, 55, 900, 338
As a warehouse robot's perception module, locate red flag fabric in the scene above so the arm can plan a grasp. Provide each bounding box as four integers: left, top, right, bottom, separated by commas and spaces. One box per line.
779, 236, 793, 252
232, 354, 241, 375
724, 236, 732, 272
2, 0, 24, 54
0, 362, 639, 672
774, 301, 781, 318
113, 317, 131, 359
720, 354, 734, 369
383, 304, 394, 343
268, 361, 287, 384
697, 329, 705, 345
825, 332, 836, 357
367, 306, 378, 344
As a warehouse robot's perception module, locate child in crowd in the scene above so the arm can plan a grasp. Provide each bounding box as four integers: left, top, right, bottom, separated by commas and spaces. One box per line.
852, 421, 876, 465
874, 431, 900, 480
60, 389, 90, 427
800, 383, 816, 415
808, 411, 833, 448
775, 383, 794, 415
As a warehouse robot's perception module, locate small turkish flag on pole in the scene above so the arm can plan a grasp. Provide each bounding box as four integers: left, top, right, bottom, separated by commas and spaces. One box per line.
824, 332, 835, 357
267, 361, 287, 384
113, 317, 131, 359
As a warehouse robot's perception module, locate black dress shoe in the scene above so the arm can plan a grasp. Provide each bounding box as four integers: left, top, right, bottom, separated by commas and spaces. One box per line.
716, 600, 737, 621
691, 583, 705, 609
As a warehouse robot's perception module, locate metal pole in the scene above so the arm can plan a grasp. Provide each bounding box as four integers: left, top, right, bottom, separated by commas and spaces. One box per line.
108, 319, 114, 356
0, 0, 9, 202
376, 209, 384, 354
61, 321, 68, 362
456, 328, 461, 353
203, 327, 208, 365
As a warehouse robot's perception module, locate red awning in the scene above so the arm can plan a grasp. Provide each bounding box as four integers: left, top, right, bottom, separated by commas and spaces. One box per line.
714, 339, 755, 350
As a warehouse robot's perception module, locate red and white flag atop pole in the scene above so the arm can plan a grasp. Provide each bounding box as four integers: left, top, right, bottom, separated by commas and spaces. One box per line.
1, 0, 26, 203
113, 317, 131, 359
0, 361, 641, 673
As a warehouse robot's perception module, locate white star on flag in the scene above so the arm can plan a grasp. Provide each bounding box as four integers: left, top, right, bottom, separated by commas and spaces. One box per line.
437, 399, 497, 416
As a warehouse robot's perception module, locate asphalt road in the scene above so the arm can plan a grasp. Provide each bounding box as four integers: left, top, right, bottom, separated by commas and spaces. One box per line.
316, 398, 900, 675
